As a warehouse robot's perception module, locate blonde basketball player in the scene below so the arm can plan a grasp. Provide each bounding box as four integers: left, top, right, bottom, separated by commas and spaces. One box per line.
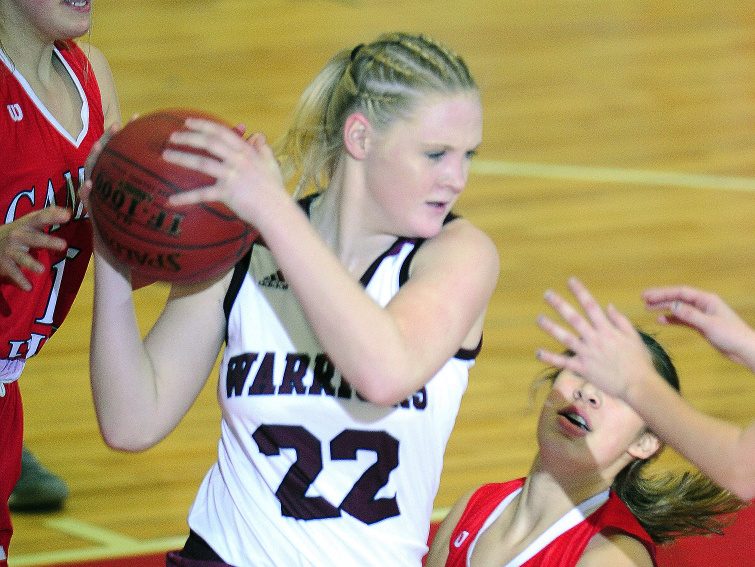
87, 32, 499, 566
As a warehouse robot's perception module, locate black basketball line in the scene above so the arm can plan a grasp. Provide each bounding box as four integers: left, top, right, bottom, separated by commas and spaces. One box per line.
98, 144, 239, 222
100, 215, 244, 283
93, 200, 254, 251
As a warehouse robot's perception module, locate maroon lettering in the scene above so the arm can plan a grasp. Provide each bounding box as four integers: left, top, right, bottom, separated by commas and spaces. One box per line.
278, 353, 310, 394
222, 351, 427, 410
249, 352, 275, 395
252, 425, 400, 524
308, 354, 336, 396
226, 353, 258, 397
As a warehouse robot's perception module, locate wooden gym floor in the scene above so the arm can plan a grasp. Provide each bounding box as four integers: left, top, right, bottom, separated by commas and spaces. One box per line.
10, 1, 755, 564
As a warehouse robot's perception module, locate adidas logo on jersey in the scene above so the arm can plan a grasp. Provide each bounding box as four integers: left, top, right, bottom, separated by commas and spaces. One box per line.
258, 270, 288, 290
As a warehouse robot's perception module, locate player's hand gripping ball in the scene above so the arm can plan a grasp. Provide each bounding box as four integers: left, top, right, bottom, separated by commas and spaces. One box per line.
89, 109, 258, 284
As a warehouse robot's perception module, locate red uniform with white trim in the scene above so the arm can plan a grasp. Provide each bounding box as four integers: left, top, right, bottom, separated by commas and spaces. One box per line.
0, 40, 103, 564
444, 478, 657, 567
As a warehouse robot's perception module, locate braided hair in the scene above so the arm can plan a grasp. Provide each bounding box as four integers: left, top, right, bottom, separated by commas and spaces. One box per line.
274, 32, 477, 195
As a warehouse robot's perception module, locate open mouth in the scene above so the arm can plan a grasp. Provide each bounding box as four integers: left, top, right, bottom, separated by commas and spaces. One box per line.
559, 410, 591, 432
63, 0, 90, 8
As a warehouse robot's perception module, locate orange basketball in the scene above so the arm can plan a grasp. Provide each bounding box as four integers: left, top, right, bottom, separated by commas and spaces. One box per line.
89, 109, 257, 284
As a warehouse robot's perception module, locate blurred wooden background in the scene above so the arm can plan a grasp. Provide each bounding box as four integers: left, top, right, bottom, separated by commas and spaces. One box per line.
11, 0, 754, 564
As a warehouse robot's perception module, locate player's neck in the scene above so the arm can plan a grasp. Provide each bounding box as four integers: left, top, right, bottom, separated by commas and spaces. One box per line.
314, 178, 399, 278
524, 457, 612, 518
478, 469, 611, 565
0, 32, 57, 85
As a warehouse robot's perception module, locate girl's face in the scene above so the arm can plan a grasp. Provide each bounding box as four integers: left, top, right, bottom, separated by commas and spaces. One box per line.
537, 370, 655, 474
360, 91, 482, 239
10, 0, 92, 42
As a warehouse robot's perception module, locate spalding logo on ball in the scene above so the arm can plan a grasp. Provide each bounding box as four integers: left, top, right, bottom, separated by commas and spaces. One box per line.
89, 109, 258, 284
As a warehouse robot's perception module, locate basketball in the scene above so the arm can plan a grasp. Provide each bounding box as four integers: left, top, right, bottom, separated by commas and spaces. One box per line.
89, 109, 258, 284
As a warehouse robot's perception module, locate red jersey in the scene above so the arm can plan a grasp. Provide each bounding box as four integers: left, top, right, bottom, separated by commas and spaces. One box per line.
445, 478, 657, 566
0, 41, 103, 367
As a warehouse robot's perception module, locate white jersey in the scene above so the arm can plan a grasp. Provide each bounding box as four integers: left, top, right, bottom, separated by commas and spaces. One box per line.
187, 204, 478, 566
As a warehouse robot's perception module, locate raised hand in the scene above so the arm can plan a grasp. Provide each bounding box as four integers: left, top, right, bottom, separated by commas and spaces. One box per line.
0, 207, 71, 291
643, 285, 755, 371
536, 277, 656, 400
163, 118, 285, 227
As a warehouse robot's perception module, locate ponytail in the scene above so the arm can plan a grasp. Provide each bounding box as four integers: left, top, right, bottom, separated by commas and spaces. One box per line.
274, 32, 477, 196
613, 456, 744, 544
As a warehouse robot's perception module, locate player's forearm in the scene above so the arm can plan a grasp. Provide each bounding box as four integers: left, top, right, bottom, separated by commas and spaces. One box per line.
733, 329, 755, 373
90, 252, 162, 450
251, 196, 428, 404
625, 372, 753, 499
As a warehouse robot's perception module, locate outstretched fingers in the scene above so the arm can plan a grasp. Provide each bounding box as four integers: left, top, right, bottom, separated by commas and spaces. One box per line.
543, 286, 598, 344
537, 312, 582, 354
605, 302, 636, 334
0, 207, 72, 290
535, 345, 584, 374
0, 255, 32, 290
566, 277, 614, 330
19, 208, 70, 254
246, 131, 266, 149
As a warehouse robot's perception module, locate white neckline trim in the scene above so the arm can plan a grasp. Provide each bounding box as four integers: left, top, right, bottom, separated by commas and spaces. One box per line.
0, 46, 89, 147
466, 487, 611, 567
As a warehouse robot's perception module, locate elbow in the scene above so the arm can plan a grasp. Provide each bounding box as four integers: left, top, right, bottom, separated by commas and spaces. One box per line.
358, 386, 405, 407
351, 368, 422, 407
98, 422, 162, 453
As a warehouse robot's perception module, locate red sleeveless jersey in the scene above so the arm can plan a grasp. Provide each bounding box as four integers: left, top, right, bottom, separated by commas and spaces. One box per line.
0, 41, 103, 363
445, 478, 657, 566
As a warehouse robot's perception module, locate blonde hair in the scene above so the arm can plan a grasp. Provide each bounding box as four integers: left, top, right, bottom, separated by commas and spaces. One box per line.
274, 32, 478, 195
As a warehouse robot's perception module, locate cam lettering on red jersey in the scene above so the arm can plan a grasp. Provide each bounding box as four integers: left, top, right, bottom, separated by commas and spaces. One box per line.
4, 166, 86, 225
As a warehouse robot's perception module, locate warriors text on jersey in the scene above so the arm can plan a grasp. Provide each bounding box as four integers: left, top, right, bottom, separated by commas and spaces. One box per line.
444, 478, 657, 567
0, 41, 103, 377
187, 197, 481, 566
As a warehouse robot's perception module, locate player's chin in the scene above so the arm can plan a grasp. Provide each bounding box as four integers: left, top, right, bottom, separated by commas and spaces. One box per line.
409, 219, 446, 240
59, 21, 92, 40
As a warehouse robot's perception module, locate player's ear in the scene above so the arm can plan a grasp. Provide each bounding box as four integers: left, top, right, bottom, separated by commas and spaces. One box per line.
627, 431, 661, 460
343, 112, 371, 160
